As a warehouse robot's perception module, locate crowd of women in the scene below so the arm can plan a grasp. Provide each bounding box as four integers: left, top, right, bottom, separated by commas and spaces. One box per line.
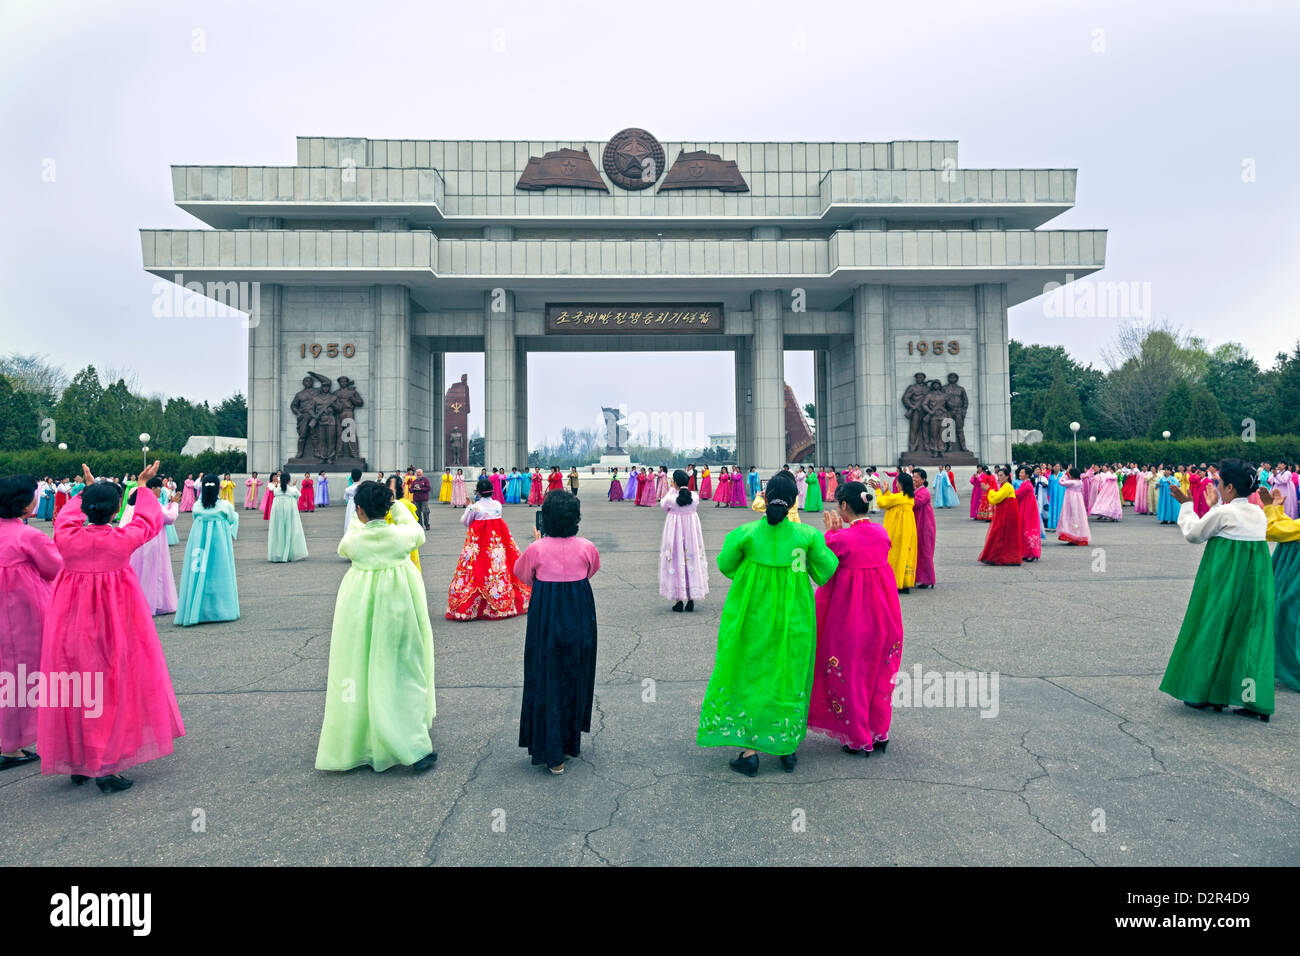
2, 449, 1295, 793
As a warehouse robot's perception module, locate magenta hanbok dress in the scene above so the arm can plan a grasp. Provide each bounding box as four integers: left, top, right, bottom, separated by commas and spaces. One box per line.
608, 473, 624, 501
130, 496, 179, 615
808, 518, 904, 751
179, 478, 196, 513
658, 491, 709, 601
490, 472, 504, 505
733, 472, 748, 507
1015, 480, 1043, 560
969, 473, 983, 519
1089, 472, 1122, 521
913, 486, 936, 587
0, 517, 64, 752
38, 488, 185, 777
262, 484, 275, 520
243, 477, 261, 509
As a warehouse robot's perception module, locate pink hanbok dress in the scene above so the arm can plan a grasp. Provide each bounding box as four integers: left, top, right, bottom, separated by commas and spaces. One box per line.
243, 477, 261, 509
129, 496, 179, 615
656, 472, 670, 499
1089, 471, 1122, 521
808, 518, 904, 751
1133, 473, 1150, 515
0, 517, 64, 752
1275, 470, 1298, 519
490, 472, 504, 505
1056, 478, 1091, 546
913, 485, 936, 587
38, 488, 185, 777
451, 474, 468, 507
178, 479, 196, 513
658, 491, 709, 602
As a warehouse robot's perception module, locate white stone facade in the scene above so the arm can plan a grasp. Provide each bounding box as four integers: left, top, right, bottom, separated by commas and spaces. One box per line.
142, 135, 1105, 473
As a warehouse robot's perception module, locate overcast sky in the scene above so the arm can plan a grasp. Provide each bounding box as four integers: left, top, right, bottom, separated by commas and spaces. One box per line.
2, 0, 1297, 448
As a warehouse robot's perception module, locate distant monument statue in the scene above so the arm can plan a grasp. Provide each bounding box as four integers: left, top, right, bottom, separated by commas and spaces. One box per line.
601, 406, 629, 453
942, 372, 969, 453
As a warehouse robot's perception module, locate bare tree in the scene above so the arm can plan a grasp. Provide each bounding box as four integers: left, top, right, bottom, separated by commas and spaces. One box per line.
0, 352, 70, 400
1095, 320, 1205, 437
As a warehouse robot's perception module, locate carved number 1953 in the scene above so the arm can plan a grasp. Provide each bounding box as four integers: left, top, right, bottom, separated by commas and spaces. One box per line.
907, 340, 960, 356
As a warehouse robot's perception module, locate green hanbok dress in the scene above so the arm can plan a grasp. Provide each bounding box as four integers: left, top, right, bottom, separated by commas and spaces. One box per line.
697, 518, 838, 755
804, 472, 823, 513
1264, 503, 1300, 691
1159, 499, 1275, 715
316, 501, 436, 771
267, 485, 309, 562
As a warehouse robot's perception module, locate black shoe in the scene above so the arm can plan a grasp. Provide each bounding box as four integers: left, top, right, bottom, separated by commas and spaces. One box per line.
1184, 701, 1212, 710
671, 601, 684, 612
412, 752, 438, 773
874, 739, 889, 754
70, 774, 90, 786
841, 745, 867, 756
1233, 707, 1270, 723
0, 749, 39, 771
728, 752, 759, 777
779, 753, 797, 773
95, 774, 133, 793
684, 600, 694, 612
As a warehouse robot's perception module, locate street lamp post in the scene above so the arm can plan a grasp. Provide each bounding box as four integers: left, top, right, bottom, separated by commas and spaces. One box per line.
1069, 421, 1080, 469
1162, 430, 1171, 440
139, 433, 151, 470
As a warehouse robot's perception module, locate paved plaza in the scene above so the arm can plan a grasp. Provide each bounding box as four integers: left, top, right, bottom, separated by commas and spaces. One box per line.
4, 494, 1298, 866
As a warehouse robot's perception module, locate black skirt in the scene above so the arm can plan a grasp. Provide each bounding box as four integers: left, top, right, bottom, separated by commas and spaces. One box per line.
519, 578, 598, 767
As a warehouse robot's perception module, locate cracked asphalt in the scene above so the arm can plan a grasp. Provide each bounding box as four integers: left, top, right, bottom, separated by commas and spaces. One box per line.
4, 495, 1298, 866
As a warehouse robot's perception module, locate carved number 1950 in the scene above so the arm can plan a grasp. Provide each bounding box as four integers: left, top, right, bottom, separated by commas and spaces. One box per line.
299, 343, 356, 358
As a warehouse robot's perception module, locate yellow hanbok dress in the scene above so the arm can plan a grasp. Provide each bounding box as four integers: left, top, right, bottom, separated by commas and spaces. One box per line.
750, 493, 802, 523
874, 490, 918, 589
219, 479, 235, 504
439, 472, 453, 503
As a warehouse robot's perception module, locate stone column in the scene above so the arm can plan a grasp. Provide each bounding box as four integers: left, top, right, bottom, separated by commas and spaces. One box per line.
406, 337, 434, 471
814, 349, 830, 465
975, 282, 1011, 464
484, 289, 516, 470
429, 348, 444, 470
750, 290, 785, 473
733, 338, 752, 468
827, 339, 858, 465
371, 285, 411, 469
515, 345, 529, 467
246, 283, 282, 473
852, 284, 892, 465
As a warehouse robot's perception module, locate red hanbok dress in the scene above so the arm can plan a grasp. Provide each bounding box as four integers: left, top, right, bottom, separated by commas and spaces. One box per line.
1190, 474, 1210, 518
977, 482, 1022, 565
637, 470, 655, 506
1015, 480, 1042, 561
807, 518, 904, 751
976, 474, 997, 521
547, 471, 564, 494
489, 472, 504, 505
913, 485, 937, 586
1121, 471, 1137, 504
262, 483, 276, 520
700, 470, 713, 500
297, 475, 315, 512
528, 472, 544, 505
445, 498, 530, 621
38, 488, 185, 776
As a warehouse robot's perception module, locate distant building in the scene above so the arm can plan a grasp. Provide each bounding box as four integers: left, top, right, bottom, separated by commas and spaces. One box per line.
709, 433, 737, 453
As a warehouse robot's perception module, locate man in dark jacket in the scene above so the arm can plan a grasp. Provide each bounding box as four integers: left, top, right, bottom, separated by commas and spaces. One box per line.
410, 468, 433, 528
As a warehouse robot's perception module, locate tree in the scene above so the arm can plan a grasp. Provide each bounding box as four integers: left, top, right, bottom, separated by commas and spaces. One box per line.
1039, 361, 1085, 442
1096, 323, 1202, 438
1203, 343, 1266, 436
54, 366, 105, 449
0, 353, 68, 407
469, 435, 484, 467
1009, 340, 1105, 433
804, 403, 815, 421
1185, 385, 1231, 438
214, 393, 248, 437
1148, 379, 1194, 440
0, 375, 41, 450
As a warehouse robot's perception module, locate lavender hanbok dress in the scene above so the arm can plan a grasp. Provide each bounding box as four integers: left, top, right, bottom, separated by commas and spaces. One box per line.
658, 490, 709, 602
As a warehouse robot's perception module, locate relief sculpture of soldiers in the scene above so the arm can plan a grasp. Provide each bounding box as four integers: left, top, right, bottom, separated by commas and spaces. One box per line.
289, 371, 366, 467
901, 371, 976, 465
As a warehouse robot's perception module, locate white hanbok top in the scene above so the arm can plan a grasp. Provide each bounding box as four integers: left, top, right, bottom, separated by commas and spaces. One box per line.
1177, 497, 1266, 543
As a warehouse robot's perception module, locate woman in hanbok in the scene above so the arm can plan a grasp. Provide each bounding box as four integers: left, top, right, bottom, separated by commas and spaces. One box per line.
383, 476, 422, 570
1160, 462, 1274, 720
316, 481, 437, 774
243, 473, 262, 509
514, 491, 600, 774
259, 471, 277, 520
1121, 466, 1138, 506
658, 470, 708, 613
1044, 465, 1064, 531
36, 478, 56, 521
317, 473, 330, 507
1015, 466, 1043, 562
697, 474, 838, 776
795, 467, 808, 509
1090, 467, 1122, 522
1188, 468, 1209, 518
978, 468, 1022, 565
969, 469, 986, 520
1155, 468, 1180, 524
268, 471, 309, 563
607, 468, 624, 501
218, 474, 235, 506
175, 474, 240, 627
872, 473, 918, 591
0, 475, 63, 769
127, 479, 179, 615
637, 468, 656, 507
978, 470, 997, 521
744, 467, 759, 503
808, 481, 904, 755
804, 463, 824, 513
1273, 465, 1299, 519
1255, 486, 1299, 691
932, 466, 957, 509
504, 468, 521, 505
1056, 467, 1091, 545
712, 467, 728, 507
687, 466, 697, 492
656, 467, 671, 500
488, 469, 504, 505
751, 470, 803, 523
52, 479, 71, 518
734, 469, 750, 508
297, 473, 315, 512
451, 469, 468, 508
1147, 467, 1162, 514
1133, 468, 1151, 515
39, 460, 184, 792
699, 466, 712, 501
913, 468, 937, 588
527, 468, 543, 506
548, 468, 565, 495
445, 478, 530, 621
623, 466, 638, 503
342, 468, 363, 534
178, 475, 196, 513
439, 469, 453, 505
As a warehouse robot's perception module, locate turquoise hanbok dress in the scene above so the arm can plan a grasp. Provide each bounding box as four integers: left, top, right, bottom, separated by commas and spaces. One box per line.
175, 499, 240, 625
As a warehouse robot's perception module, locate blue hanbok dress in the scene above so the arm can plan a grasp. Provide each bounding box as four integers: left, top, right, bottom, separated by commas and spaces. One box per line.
1046, 473, 1064, 531
175, 498, 240, 625
318, 476, 330, 507
37, 485, 56, 520
624, 469, 639, 501
1156, 476, 1180, 523
932, 473, 958, 508
161, 489, 180, 545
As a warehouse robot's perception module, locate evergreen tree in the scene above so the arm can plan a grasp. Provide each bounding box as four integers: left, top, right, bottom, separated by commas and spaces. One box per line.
54, 366, 105, 449
0, 375, 41, 450
1185, 386, 1232, 438
1039, 361, 1085, 442
1148, 379, 1194, 440
214, 393, 248, 437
